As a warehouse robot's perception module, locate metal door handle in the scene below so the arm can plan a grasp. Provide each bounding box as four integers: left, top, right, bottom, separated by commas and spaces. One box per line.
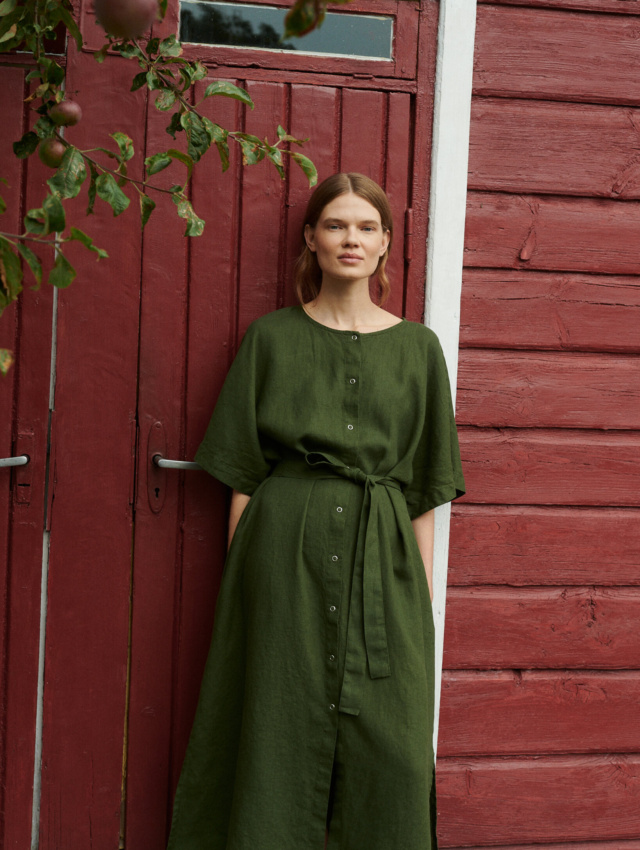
152, 454, 201, 471
0, 455, 30, 469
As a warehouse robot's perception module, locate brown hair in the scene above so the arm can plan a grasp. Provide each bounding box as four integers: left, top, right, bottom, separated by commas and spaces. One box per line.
294, 172, 393, 306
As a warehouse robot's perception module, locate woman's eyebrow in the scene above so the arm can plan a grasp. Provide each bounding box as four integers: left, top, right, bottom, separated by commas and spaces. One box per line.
322, 217, 380, 226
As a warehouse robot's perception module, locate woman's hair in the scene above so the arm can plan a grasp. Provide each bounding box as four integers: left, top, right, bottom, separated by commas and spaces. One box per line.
294, 172, 394, 306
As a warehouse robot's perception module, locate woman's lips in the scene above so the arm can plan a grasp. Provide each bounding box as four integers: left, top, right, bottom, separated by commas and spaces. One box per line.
338, 254, 362, 263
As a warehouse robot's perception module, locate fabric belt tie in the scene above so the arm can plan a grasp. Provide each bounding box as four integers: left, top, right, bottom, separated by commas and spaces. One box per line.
271, 451, 412, 716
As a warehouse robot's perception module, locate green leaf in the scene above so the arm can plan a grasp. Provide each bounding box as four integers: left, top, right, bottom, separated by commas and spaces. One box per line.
0, 349, 14, 377
203, 118, 229, 171
13, 130, 40, 159
110, 132, 134, 162
154, 89, 176, 111
203, 80, 253, 109
57, 2, 83, 49
146, 70, 163, 91
15, 241, 43, 288
87, 161, 98, 215
117, 42, 145, 61
166, 111, 182, 139
266, 146, 285, 179
0, 21, 17, 43
94, 43, 110, 64
146, 37, 160, 54
276, 125, 305, 146
0, 193, 5, 215
95, 173, 130, 216
130, 71, 147, 91
190, 61, 207, 83
233, 133, 266, 167
34, 116, 55, 140
0, 0, 17, 17
158, 0, 168, 18
283, 0, 328, 39
291, 152, 318, 187
180, 111, 212, 163
68, 227, 108, 259
0, 236, 23, 299
167, 148, 193, 178
158, 34, 182, 56
139, 193, 155, 228
45, 60, 65, 85
172, 194, 205, 237
24, 207, 47, 235
47, 147, 87, 199
42, 192, 66, 233
48, 250, 76, 289
145, 151, 172, 176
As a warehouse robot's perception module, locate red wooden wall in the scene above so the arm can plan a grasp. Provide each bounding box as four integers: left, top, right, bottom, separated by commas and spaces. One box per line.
1, 2, 440, 847
436, 2, 640, 847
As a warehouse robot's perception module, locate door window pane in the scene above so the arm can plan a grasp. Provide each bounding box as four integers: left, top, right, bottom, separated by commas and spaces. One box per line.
180, 1, 394, 60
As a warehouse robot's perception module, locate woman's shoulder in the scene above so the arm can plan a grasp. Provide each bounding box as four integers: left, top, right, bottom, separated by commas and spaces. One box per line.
400, 318, 443, 348
244, 305, 302, 338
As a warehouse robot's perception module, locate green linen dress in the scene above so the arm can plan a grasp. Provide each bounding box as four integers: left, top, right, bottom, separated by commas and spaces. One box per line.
167, 304, 465, 850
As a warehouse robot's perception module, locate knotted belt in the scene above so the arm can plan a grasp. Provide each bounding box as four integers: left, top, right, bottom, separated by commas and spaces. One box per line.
271, 451, 414, 716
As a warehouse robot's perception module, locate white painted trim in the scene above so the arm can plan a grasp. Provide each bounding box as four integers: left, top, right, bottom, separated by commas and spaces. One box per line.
425, 0, 477, 754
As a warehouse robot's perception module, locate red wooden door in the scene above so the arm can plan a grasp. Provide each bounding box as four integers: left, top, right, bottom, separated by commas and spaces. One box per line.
0, 64, 59, 850
2, 2, 439, 847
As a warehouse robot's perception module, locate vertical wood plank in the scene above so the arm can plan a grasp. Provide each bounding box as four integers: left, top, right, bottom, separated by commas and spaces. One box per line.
339, 89, 386, 182
169, 86, 242, 800
38, 49, 144, 850
0, 65, 54, 850
123, 86, 190, 849
236, 81, 287, 333
385, 91, 411, 318
286, 84, 340, 306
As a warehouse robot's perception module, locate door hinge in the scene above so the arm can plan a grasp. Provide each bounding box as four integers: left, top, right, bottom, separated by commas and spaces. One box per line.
404, 208, 413, 262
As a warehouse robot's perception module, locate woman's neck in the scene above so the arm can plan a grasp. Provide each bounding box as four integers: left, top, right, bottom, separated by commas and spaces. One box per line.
304, 279, 401, 333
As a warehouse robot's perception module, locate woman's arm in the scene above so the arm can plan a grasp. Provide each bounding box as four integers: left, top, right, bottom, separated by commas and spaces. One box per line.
411, 509, 436, 601
228, 489, 251, 550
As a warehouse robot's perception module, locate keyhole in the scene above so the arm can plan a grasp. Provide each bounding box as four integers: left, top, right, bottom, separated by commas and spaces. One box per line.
154, 487, 160, 499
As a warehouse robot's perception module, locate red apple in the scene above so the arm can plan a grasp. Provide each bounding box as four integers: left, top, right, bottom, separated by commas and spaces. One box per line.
94, 0, 159, 40
50, 100, 83, 127
38, 138, 66, 169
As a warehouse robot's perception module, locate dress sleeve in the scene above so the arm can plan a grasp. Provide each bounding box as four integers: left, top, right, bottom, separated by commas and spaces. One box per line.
194, 322, 270, 495
404, 331, 466, 519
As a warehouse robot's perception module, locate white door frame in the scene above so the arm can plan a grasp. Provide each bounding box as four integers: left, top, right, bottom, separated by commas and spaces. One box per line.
425, 0, 477, 753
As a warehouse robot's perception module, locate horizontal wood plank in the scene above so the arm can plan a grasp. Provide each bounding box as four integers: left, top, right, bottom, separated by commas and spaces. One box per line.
469, 97, 640, 199
458, 429, 640, 506
439, 671, 640, 756
464, 191, 640, 275
448, 506, 640, 586
479, 0, 640, 14
459, 269, 640, 354
443, 587, 640, 669
474, 5, 640, 105
456, 350, 640, 429
436, 754, 640, 846
446, 843, 640, 850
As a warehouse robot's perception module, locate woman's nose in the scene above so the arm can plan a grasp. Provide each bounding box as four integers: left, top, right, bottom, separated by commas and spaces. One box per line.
343, 226, 359, 245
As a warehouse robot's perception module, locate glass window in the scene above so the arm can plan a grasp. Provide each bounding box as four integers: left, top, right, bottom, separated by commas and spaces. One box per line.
180, 1, 394, 61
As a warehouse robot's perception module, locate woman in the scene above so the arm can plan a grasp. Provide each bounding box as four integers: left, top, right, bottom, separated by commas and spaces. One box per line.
168, 173, 465, 850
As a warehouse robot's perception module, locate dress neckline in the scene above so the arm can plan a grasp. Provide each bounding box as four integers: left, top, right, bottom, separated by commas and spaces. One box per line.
298, 305, 406, 337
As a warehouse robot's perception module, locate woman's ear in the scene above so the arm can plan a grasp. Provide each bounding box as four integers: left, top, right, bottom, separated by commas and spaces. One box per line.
380, 228, 390, 256
304, 224, 316, 252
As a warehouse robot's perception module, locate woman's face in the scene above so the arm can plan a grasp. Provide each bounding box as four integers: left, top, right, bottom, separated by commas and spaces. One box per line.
304, 192, 390, 287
